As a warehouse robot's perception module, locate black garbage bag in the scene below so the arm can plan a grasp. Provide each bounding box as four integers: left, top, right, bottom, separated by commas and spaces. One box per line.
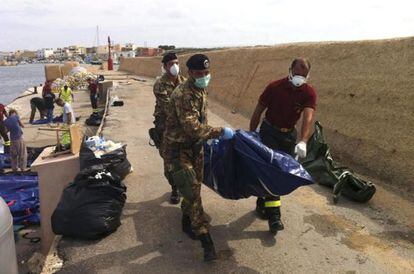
27, 146, 48, 165
100, 148, 132, 180
80, 142, 132, 180
79, 142, 101, 169
85, 115, 102, 126
204, 130, 313, 200
301, 121, 376, 203
51, 166, 127, 239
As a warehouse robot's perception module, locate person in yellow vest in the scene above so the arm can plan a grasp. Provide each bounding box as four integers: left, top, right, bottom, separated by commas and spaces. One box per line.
59, 85, 74, 104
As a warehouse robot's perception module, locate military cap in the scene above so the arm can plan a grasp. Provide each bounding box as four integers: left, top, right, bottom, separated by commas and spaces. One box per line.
186, 54, 210, 70
162, 52, 178, 64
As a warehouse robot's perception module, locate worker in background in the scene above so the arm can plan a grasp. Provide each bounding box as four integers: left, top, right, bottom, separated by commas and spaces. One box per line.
55, 98, 76, 149
29, 97, 47, 124
249, 58, 317, 235
55, 98, 75, 125
153, 52, 186, 204
0, 103, 10, 153
42, 80, 56, 123
59, 85, 74, 104
4, 109, 27, 172
164, 54, 234, 261
87, 78, 99, 113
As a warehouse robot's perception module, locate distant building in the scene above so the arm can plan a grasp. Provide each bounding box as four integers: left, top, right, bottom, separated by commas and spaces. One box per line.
20, 51, 37, 61
68, 45, 86, 57
0, 52, 13, 61
54, 48, 70, 59
137, 47, 164, 57
119, 51, 136, 58
122, 43, 137, 51
36, 48, 54, 60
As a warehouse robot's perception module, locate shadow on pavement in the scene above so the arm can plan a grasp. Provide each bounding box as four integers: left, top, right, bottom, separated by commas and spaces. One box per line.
57, 193, 273, 273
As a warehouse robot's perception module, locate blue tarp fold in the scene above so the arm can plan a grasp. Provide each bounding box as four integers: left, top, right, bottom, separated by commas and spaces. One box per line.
0, 174, 40, 224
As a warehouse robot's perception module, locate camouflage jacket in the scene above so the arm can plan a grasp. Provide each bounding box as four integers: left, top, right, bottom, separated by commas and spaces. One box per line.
164, 78, 223, 144
153, 73, 186, 131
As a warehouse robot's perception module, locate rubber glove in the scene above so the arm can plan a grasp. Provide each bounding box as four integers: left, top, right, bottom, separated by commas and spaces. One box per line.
221, 127, 235, 140
294, 141, 307, 159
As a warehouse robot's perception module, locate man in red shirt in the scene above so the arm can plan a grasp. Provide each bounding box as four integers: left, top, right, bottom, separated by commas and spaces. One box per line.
87, 78, 99, 112
0, 103, 10, 153
249, 58, 317, 234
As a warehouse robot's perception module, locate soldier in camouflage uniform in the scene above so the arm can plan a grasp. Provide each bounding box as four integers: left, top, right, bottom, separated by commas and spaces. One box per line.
153, 52, 186, 204
164, 54, 234, 261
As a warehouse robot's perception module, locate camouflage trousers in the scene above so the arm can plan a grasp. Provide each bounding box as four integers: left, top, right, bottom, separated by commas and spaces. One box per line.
164, 142, 208, 235
159, 141, 174, 187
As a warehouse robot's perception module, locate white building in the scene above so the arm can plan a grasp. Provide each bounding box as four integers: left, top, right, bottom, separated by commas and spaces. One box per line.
0, 52, 13, 61
123, 43, 137, 51
119, 51, 136, 58
36, 48, 54, 60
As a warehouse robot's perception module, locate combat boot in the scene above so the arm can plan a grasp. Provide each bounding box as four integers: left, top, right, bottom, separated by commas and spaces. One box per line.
182, 215, 198, 240
170, 186, 180, 204
199, 233, 218, 262
268, 214, 284, 234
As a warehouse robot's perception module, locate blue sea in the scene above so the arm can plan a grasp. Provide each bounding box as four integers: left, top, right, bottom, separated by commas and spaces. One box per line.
0, 64, 45, 105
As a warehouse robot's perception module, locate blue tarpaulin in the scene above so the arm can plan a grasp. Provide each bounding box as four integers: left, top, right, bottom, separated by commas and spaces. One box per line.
204, 130, 313, 200
0, 174, 40, 225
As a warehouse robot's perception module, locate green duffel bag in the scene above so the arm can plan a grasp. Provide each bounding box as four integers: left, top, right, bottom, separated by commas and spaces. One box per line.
302, 121, 376, 203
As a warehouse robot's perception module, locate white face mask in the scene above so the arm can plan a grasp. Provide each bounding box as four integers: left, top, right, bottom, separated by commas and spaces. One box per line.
288, 72, 307, 87
169, 64, 180, 76
161, 65, 166, 74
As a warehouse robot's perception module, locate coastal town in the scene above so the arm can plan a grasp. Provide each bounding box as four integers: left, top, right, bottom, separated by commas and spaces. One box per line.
0, 43, 166, 66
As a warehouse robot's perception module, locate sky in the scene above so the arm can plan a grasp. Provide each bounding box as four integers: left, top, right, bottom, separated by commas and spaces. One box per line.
0, 0, 413, 51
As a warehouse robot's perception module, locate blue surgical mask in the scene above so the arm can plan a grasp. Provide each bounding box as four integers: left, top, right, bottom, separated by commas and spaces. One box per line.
194, 74, 211, 88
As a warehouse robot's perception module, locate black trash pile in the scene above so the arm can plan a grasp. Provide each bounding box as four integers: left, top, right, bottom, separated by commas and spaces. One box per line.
51, 138, 132, 240
85, 110, 104, 127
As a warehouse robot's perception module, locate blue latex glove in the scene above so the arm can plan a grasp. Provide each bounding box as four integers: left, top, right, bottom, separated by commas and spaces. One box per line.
221, 127, 235, 140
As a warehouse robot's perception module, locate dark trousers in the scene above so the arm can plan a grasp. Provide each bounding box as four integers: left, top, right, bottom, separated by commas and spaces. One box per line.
90, 94, 98, 111
257, 121, 297, 219
46, 108, 54, 122
29, 103, 46, 123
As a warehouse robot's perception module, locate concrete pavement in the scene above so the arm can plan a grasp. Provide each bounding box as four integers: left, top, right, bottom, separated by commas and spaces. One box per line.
56, 74, 414, 274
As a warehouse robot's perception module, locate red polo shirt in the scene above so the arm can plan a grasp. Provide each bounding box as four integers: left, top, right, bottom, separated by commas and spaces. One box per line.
88, 82, 98, 95
0, 104, 6, 121
259, 77, 317, 129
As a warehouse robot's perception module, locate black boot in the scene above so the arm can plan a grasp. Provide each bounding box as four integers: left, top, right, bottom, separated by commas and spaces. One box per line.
255, 197, 266, 219
182, 215, 198, 240
267, 205, 284, 234
199, 233, 218, 262
170, 186, 180, 204
268, 214, 284, 234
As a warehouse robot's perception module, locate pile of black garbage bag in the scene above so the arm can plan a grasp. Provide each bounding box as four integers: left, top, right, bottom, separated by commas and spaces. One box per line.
51, 140, 132, 240
301, 121, 376, 203
85, 111, 104, 127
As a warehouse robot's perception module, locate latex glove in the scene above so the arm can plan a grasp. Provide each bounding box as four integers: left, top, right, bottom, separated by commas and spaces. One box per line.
294, 141, 307, 159
221, 127, 235, 140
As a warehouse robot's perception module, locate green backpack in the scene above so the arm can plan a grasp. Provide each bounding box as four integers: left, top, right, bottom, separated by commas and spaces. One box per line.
301, 121, 376, 203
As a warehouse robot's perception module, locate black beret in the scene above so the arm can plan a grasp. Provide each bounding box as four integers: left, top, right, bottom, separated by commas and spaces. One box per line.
186, 54, 210, 70
162, 52, 178, 64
